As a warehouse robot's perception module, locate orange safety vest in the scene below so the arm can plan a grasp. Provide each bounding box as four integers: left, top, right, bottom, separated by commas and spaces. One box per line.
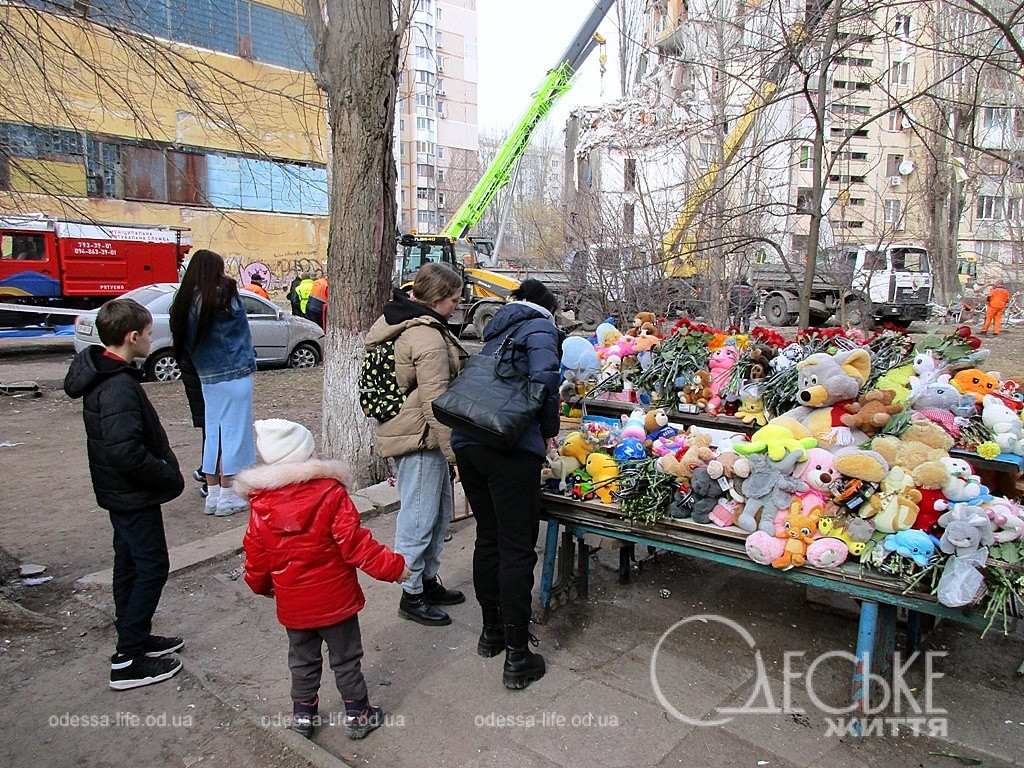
310, 278, 329, 302
246, 284, 270, 299
988, 286, 1010, 310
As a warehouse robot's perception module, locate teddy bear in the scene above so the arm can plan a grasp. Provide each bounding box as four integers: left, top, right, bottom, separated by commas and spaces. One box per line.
707, 347, 740, 415
794, 447, 835, 515
668, 466, 726, 524
783, 348, 872, 447
938, 504, 995, 556
644, 408, 677, 444
982, 394, 1024, 456
861, 467, 923, 533
633, 323, 662, 353
952, 368, 1001, 405
772, 501, 821, 570
940, 457, 985, 503
627, 311, 658, 335
868, 422, 952, 531
655, 430, 714, 482
677, 370, 712, 413
735, 450, 807, 533
747, 345, 776, 381
839, 390, 903, 436
706, 452, 748, 527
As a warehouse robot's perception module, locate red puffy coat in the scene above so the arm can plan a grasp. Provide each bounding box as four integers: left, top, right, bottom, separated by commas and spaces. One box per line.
236, 460, 405, 629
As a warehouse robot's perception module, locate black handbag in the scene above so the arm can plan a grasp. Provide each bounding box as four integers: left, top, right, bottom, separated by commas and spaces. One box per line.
431, 336, 546, 448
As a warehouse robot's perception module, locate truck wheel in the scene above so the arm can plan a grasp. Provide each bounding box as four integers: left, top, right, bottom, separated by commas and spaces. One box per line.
763, 295, 793, 327
146, 350, 181, 383
473, 305, 498, 339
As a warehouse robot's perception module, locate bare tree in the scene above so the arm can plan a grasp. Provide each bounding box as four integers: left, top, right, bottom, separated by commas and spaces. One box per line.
304, 0, 412, 486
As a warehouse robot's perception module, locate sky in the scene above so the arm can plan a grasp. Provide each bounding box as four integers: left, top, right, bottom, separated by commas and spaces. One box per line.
475, 0, 622, 138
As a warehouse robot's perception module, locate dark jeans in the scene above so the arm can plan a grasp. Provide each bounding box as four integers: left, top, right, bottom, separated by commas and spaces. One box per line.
286, 616, 367, 704
109, 507, 170, 658
305, 297, 325, 329
455, 445, 543, 627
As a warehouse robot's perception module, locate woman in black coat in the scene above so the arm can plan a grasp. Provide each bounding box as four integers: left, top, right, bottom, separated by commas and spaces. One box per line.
451, 280, 562, 691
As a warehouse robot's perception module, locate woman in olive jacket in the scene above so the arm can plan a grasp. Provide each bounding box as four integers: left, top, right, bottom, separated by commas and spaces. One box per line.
364, 263, 467, 627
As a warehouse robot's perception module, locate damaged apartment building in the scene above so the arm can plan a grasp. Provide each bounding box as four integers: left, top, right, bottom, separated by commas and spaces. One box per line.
565, 0, 1024, 290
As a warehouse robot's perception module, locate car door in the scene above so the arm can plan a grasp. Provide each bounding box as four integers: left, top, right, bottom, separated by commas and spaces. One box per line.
241, 294, 289, 362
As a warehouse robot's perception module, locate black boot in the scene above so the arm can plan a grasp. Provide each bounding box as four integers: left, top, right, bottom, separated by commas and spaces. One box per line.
502, 624, 545, 690
422, 576, 466, 606
478, 606, 505, 658
399, 591, 451, 626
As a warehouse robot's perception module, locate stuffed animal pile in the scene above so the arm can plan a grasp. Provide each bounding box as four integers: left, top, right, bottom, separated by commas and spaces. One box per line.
553, 319, 1024, 617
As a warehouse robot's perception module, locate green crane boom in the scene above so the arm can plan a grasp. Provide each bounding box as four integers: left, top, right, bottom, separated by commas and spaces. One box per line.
440, 0, 615, 241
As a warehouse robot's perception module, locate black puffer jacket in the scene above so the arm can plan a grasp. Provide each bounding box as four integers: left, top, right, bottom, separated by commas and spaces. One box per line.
64, 347, 184, 512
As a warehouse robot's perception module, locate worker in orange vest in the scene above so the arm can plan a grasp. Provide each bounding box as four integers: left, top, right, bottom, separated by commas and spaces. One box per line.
306, 276, 328, 329
981, 281, 1011, 335
244, 272, 270, 300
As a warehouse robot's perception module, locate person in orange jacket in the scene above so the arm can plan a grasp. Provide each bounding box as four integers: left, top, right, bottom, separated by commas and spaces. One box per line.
982, 281, 1011, 335
244, 272, 270, 300
306, 277, 328, 329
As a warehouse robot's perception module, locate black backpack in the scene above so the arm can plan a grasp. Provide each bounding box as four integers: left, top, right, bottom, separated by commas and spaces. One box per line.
359, 340, 407, 423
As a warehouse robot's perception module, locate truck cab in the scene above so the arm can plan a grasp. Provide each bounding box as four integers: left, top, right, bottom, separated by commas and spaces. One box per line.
843, 243, 932, 326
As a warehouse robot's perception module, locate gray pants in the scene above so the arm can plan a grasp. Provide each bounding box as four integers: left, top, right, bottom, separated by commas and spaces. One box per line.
394, 449, 452, 594
286, 616, 367, 704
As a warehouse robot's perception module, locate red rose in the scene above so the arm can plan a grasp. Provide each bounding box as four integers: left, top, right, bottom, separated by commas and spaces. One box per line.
967, 337, 982, 349
956, 326, 971, 338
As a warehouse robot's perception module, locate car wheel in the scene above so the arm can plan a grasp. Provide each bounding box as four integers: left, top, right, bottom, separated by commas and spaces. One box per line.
288, 342, 321, 369
146, 350, 181, 383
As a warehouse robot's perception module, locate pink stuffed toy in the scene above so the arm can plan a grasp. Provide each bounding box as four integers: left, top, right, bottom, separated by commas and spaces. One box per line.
707, 347, 739, 415
769, 447, 836, 533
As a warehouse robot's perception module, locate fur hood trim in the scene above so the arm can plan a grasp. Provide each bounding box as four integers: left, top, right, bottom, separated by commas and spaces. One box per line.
234, 459, 351, 498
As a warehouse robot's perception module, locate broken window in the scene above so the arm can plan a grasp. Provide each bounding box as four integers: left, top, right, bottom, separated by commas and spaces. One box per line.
122, 146, 168, 202
623, 158, 636, 192
167, 151, 208, 205
623, 202, 635, 235
796, 187, 813, 212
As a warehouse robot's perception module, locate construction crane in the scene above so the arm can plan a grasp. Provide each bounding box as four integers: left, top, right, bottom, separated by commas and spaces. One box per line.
398, 0, 615, 336
662, 0, 834, 280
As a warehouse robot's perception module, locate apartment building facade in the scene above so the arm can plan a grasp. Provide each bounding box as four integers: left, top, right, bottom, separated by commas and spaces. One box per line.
395, 0, 479, 236
1, 1, 329, 288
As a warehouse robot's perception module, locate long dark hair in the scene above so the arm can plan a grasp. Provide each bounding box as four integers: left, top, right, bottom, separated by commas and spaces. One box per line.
170, 249, 237, 354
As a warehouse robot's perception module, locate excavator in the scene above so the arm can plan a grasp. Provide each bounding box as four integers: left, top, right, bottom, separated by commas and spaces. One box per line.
398, 0, 615, 338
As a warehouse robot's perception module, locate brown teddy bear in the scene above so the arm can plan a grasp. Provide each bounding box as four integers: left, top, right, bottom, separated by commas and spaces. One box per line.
679, 370, 712, 411
655, 430, 714, 481
747, 346, 775, 381
869, 418, 951, 533
839, 390, 903, 436
628, 311, 658, 336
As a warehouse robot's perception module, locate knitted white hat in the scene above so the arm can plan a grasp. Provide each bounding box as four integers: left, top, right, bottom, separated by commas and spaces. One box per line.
254, 419, 315, 465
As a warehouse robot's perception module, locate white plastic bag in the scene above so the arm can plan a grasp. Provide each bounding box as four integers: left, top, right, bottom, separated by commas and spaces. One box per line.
937, 547, 989, 608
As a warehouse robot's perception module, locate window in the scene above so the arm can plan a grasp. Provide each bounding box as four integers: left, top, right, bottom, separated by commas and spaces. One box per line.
835, 56, 872, 67
416, 117, 434, 131
883, 199, 903, 227
437, 146, 444, 159
832, 103, 871, 115
886, 110, 904, 131
437, 169, 445, 183
1007, 197, 1022, 221
799, 146, 813, 170
830, 127, 869, 138
624, 158, 636, 191
828, 174, 866, 184
242, 296, 275, 316
889, 62, 910, 86
892, 247, 926, 271
796, 187, 813, 212
833, 151, 868, 162
1, 233, 46, 261
700, 142, 715, 164
886, 153, 904, 177
416, 164, 434, 178
976, 195, 1003, 221
982, 106, 1009, 130
415, 141, 434, 155
844, 220, 865, 229
416, 187, 433, 200
122, 146, 168, 202
415, 93, 434, 108
416, 70, 435, 85
167, 151, 207, 205
623, 202, 635, 235
436, 31, 443, 47
437, 191, 445, 207
416, 46, 431, 58
893, 14, 911, 37
437, 56, 445, 72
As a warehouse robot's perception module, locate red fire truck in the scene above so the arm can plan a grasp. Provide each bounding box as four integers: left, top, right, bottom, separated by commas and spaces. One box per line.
0, 215, 190, 310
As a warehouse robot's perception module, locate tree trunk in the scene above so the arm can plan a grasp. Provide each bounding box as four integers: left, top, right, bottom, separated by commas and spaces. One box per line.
305, 0, 409, 487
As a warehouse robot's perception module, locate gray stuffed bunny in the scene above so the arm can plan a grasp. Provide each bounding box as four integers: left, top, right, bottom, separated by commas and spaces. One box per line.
938, 504, 995, 557
736, 451, 807, 533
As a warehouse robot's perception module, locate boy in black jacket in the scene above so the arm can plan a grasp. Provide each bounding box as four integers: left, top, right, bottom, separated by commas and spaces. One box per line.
65, 299, 186, 690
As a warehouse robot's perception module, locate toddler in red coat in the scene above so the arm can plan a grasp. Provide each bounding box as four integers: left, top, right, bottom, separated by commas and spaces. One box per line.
238, 419, 410, 740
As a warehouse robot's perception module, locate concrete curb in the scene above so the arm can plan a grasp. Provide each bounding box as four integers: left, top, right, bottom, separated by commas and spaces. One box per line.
77, 524, 248, 586
179, 665, 353, 768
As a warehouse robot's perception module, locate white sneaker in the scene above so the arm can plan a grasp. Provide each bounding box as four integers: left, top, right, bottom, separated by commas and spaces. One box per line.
204, 485, 221, 515
215, 488, 248, 517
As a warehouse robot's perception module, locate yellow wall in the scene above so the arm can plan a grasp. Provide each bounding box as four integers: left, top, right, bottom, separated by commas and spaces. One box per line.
1, 7, 329, 286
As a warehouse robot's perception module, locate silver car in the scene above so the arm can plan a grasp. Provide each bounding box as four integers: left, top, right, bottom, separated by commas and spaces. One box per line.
73, 283, 325, 382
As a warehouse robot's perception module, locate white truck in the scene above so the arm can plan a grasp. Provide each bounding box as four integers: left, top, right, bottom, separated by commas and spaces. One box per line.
754, 243, 932, 328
